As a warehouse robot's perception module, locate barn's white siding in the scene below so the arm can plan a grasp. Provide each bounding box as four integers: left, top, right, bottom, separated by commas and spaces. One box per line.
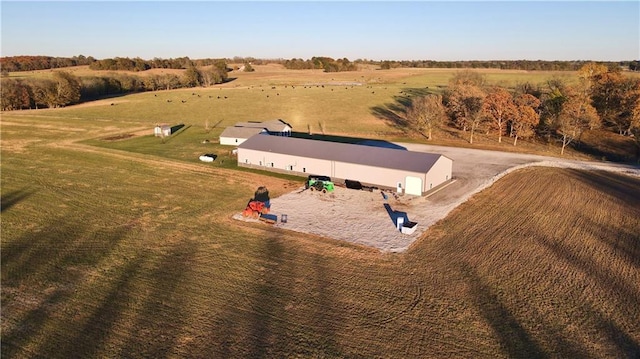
424, 156, 453, 192
219, 128, 267, 146
220, 137, 240, 146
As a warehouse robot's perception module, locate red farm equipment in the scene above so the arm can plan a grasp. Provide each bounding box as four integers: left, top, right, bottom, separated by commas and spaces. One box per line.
242, 186, 271, 219
242, 200, 269, 218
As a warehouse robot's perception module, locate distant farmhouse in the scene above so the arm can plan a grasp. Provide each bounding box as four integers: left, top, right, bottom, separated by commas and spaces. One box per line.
237, 135, 453, 196
220, 119, 292, 146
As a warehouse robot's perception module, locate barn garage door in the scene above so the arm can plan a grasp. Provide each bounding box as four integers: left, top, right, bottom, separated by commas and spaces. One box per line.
405, 176, 422, 196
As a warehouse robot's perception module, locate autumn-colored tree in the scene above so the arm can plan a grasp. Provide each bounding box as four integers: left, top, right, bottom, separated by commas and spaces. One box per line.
555, 86, 600, 155
482, 87, 516, 143
578, 62, 608, 89
196, 60, 229, 86
183, 65, 202, 87
52, 71, 81, 107
143, 75, 160, 91
0, 79, 32, 110
618, 79, 640, 135
32, 79, 59, 108
406, 94, 446, 140
591, 70, 640, 135
157, 74, 181, 90
539, 77, 569, 141
631, 105, 640, 161
446, 84, 486, 144
22, 72, 80, 109
511, 94, 541, 146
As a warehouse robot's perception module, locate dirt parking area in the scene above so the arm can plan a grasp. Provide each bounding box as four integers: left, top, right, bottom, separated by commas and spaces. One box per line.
240, 144, 640, 253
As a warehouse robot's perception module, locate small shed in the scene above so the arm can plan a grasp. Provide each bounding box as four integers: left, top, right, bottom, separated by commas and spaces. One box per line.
154, 124, 171, 137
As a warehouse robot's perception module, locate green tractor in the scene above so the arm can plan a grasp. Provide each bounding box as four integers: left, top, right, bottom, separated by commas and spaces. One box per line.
305, 175, 335, 193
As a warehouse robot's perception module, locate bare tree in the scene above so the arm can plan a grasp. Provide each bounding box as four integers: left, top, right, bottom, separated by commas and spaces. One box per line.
406, 94, 445, 140
449, 69, 486, 87
318, 121, 326, 135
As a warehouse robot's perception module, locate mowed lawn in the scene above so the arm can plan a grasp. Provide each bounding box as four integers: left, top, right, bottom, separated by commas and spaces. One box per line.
2, 67, 640, 358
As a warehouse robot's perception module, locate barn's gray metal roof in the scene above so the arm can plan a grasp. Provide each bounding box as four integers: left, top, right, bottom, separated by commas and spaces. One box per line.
220, 127, 266, 138
234, 119, 292, 132
239, 135, 448, 173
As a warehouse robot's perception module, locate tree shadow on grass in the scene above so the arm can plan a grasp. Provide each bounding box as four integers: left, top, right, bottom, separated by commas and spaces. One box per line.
2, 217, 200, 358
237, 232, 344, 358
1, 218, 133, 358
536, 235, 640, 320
563, 169, 640, 209
54, 256, 146, 359
460, 264, 548, 359
369, 87, 437, 134
1, 216, 129, 285
534, 236, 640, 356
561, 169, 640, 267
576, 136, 639, 163
247, 234, 289, 358
1, 188, 35, 213
118, 240, 197, 358
584, 304, 640, 357
1, 287, 69, 357
370, 105, 409, 134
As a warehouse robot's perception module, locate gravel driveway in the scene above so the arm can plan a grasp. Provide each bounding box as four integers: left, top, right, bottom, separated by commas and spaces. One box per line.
249, 144, 640, 253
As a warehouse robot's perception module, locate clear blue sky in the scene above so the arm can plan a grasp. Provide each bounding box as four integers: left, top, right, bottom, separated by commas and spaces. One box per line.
1, 1, 638, 61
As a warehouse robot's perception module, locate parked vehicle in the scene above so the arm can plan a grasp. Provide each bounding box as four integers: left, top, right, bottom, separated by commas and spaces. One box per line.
242, 186, 271, 218
305, 175, 334, 193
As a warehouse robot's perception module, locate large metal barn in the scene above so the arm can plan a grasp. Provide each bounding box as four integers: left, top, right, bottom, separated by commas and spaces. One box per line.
237, 135, 453, 196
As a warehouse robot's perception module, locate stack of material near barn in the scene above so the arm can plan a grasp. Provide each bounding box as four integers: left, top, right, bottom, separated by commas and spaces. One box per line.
259, 214, 278, 224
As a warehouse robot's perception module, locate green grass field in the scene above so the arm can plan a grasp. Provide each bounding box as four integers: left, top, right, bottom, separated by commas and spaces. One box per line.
2, 66, 639, 358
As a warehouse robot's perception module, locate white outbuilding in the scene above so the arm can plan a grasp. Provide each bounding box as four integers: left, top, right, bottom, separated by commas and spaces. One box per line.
237, 135, 453, 196
219, 119, 292, 146
154, 124, 171, 137
219, 127, 267, 146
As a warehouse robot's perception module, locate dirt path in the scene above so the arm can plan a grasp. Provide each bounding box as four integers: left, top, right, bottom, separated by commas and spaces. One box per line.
260, 144, 640, 253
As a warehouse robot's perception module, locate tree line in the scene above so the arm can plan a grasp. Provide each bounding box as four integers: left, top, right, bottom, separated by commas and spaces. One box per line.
0, 62, 229, 110
399, 64, 640, 156
87, 57, 233, 72
283, 57, 358, 72
377, 59, 640, 72
0, 55, 95, 73
0, 55, 233, 74
3, 55, 638, 74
